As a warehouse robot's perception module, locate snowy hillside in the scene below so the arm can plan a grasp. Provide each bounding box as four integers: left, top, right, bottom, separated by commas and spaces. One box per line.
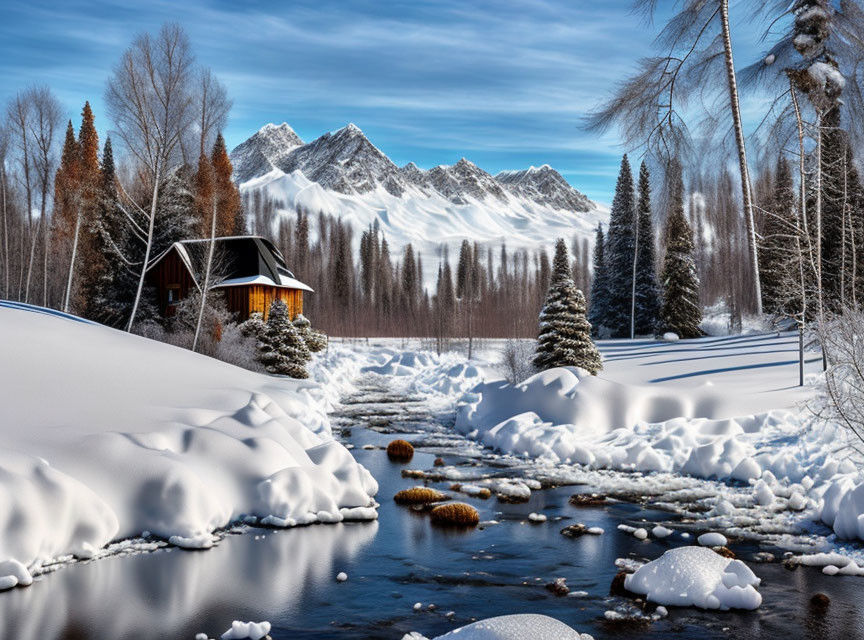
0, 304, 377, 589
231, 123, 606, 281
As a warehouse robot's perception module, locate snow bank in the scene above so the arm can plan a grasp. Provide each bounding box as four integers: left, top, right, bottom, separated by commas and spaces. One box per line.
412, 614, 591, 639
0, 306, 378, 588
455, 365, 800, 473
624, 547, 762, 610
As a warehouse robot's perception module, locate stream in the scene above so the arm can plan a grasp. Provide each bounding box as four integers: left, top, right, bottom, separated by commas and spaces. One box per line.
1, 374, 863, 639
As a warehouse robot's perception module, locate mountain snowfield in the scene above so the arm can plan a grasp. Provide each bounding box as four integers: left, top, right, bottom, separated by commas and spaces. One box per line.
231, 123, 607, 281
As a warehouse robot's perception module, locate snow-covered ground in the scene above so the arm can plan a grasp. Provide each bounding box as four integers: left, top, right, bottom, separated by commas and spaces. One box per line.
0, 304, 377, 590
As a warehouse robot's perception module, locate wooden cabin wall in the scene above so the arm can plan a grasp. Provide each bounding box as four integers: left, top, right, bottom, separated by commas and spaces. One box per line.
219, 286, 304, 321
145, 250, 197, 317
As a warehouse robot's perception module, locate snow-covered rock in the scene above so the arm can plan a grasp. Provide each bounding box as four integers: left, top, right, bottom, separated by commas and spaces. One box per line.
428, 614, 590, 639
220, 620, 271, 640
698, 532, 728, 547
0, 305, 378, 587
624, 546, 762, 610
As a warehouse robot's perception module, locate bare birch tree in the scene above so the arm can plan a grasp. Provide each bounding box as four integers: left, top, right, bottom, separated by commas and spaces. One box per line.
105, 23, 195, 332
27, 86, 62, 307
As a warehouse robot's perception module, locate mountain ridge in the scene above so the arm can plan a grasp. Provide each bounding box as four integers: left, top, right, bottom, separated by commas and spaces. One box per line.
230, 122, 595, 212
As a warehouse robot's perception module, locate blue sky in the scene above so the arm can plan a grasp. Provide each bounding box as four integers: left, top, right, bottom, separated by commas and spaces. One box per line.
0, 0, 775, 204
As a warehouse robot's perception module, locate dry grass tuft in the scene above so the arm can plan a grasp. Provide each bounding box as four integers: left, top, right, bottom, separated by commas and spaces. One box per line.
387, 439, 414, 462
394, 487, 447, 505
429, 502, 480, 527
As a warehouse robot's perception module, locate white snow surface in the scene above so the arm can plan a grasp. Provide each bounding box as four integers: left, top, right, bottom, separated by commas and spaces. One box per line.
0, 305, 377, 588
416, 614, 591, 639
624, 546, 762, 610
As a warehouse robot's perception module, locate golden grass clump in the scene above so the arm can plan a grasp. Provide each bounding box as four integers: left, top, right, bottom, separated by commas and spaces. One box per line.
393, 487, 447, 505
387, 439, 414, 462
429, 502, 480, 527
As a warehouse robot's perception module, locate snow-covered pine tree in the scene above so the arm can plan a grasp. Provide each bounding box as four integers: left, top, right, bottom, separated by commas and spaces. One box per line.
634, 161, 661, 335
660, 162, 702, 338
604, 155, 637, 337
256, 299, 310, 378
534, 238, 602, 375
293, 313, 328, 353
90, 137, 140, 327
588, 223, 610, 336
152, 169, 196, 257
240, 311, 266, 339
759, 156, 798, 315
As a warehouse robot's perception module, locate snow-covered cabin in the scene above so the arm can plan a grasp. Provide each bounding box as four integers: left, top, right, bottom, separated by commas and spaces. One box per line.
145, 236, 313, 320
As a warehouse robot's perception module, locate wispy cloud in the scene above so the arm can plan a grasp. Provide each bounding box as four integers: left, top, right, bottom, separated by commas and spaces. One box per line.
0, 0, 773, 205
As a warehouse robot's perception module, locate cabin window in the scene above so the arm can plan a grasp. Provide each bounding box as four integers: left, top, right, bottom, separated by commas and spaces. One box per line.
167, 285, 180, 305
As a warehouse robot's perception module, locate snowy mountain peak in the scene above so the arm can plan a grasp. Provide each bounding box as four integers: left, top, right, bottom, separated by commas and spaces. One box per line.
496, 164, 594, 213
230, 123, 305, 183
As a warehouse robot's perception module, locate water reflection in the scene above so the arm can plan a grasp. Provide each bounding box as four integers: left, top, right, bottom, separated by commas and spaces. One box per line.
0, 521, 377, 640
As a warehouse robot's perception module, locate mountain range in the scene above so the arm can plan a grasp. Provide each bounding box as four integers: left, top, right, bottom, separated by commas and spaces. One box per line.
230, 122, 605, 281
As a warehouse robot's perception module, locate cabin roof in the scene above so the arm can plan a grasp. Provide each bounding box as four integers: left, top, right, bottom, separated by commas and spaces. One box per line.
146, 236, 314, 293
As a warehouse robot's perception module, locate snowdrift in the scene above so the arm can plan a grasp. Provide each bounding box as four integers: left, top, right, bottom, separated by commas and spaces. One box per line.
455, 366, 796, 474
0, 305, 377, 588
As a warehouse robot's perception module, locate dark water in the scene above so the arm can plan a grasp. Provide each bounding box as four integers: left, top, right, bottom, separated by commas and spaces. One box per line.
1, 380, 863, 640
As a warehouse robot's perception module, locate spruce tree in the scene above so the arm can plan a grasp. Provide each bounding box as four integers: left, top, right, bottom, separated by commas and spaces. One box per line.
604, 154, 637, 337
759, 156, 797, 315
211, 133, 244, 237
588, 223, 610, 336
76, 101, 104, 317
90, 137, 138, 326
660, 162, 702, 338
256, 299, 310, 378
534, 238, 602, 375
293, 313, 328, 353
152, 170, 195, 256
634, 161, 660, 334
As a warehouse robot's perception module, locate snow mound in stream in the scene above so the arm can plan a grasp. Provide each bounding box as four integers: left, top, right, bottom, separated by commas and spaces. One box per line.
404, 613, 592, 639
0, 305, 378, 589
624, 546, 762, 610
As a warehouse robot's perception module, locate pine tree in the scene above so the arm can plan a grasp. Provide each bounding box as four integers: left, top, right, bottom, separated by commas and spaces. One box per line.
634, 161, 660, 334
534, 238, 602, 375
152, 170, 195, 257
53, 121, 81, 241
211, 133, 243, 237
75, 101, 104, 317
588, 223, 610, 336
293, 313, 328, 352
194, 152, 214, 237
256, 298, 310, 378
90, 137, 138, 326
660, 162, 702, 338
604, 154, 637, 337
759, 156, 798, 315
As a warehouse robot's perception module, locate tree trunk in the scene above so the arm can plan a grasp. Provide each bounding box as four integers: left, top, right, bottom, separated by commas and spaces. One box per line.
63, 205, 82, 313
1, 166, 8, 299
24, 219, 38, 304
127, 164, 161, 332
192, 199, 218, 352
720, 0, 762, 316
630, 212, 639, 340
